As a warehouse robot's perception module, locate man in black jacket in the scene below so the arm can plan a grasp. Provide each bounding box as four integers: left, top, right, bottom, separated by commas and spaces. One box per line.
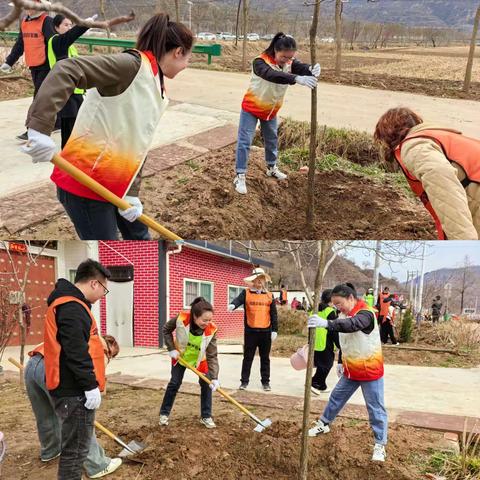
46, 259, 110, 480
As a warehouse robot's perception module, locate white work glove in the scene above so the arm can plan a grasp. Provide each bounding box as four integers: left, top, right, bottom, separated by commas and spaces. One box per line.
21, 128, 57, 163
227, 304, 235, 312
85, 14, 99, 22
168, 349, 179, 360
118, 196, 143, 222
336, 363, 344, 378
307, 315, 328, 328
271, 331, 278, 342
0, 62, 12, 74
295, 75, 317, 89
309, 63, 321, 78
84, 387, 102, 410
209, 379, 220, 392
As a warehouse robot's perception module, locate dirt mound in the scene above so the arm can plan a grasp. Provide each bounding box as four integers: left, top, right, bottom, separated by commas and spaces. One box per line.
0, 75, 32, 101
143, 146, 435, 239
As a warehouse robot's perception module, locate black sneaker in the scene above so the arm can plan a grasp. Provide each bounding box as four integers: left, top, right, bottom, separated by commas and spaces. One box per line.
239, 382, 248, 390
16, 131, 28, 142
262, 383, 271, 392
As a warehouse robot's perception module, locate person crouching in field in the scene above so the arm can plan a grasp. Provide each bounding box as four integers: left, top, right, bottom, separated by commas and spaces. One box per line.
233, 33, 320, 194
374, 107, 480, 240
159, 297, 220, 429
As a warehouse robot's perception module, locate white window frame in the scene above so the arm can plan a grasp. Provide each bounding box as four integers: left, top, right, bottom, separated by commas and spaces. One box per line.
227, 285, 244, 310
183, 278, 214, 309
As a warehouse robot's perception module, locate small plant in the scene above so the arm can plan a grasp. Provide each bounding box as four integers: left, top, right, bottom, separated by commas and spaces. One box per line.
399, 309, 414, 343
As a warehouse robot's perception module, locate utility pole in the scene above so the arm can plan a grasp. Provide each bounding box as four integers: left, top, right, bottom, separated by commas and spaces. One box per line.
187, 1, 193, 30
417, 242, 427, 315
373, 240, 381, 300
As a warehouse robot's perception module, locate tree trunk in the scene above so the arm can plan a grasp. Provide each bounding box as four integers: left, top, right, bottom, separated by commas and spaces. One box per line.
235, 0, 242, 47
242, 0, 249, 71
174, 0, 180, 22
463, 5, 480, 93
305, 1, 321, 234
18, 305, 25, 388
334, 0, 342, 77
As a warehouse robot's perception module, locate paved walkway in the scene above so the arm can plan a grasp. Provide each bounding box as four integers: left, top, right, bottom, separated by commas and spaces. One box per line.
3, 345, 479, 419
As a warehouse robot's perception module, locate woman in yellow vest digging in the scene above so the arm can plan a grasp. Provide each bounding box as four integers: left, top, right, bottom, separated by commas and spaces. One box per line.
228, 268, 278, 391
233, 33, 320, 194
48, 14, 95, 148
159, 297, 219, 429
311, 289, 341, 396
307, 283, 388, 463
22, 13, 194, 240
374, 107, 480, 240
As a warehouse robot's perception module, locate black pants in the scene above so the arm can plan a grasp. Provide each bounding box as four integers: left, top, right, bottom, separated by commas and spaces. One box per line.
380, 321, 397, 344
60, 117, 76, 149
432, 314, 440, 323
312, 349, 334, 390
54, 395, 94, 480
160, 363, 212, 418
30, 68, 60, 129
241, 330, 271, 384
57, 187, 150, 240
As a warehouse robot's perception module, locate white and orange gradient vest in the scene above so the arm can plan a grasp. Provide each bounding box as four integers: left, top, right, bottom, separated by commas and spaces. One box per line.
339, 299, 384, 382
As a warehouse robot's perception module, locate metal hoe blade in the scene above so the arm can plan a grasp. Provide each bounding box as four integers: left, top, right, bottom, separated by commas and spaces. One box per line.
118, 440, 146, 459
253, 418, 272, 433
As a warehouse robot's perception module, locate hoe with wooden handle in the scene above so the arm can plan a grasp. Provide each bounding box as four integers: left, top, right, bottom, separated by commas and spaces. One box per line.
177, 357, 272, 433
51, 154, 181, 241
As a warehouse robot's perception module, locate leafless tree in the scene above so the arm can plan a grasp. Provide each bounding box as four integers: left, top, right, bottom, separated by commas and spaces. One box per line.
464, 4, 480, 93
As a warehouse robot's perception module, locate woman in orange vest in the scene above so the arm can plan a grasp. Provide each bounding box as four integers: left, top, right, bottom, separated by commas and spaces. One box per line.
228, 268, 278, 392
1, 0, 56, 141
159, 297, 220, 429
307, 283, 388, 463
24, 335, 121, 478
374, 107, 480, 240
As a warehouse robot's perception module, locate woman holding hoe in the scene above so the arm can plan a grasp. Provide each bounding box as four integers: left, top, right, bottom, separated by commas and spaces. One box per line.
233, 33, 321, 194
22, 13, 193, 240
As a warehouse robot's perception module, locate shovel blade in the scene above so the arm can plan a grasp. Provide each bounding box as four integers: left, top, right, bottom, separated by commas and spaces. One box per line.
253, 418, 272, 433
118, 440, 146, 458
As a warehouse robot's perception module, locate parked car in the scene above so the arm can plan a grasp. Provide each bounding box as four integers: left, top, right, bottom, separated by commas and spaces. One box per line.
197, 32, 217, 41
83, 28, 117, 38
217, 32, 236, 41
261, 34, 275, 41
247, 33, 260, 41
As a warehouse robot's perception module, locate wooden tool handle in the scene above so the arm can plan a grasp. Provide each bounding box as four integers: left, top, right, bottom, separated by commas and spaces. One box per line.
51, 154, 182, 241
177, 357, 263, 425
8, 357, 23, 370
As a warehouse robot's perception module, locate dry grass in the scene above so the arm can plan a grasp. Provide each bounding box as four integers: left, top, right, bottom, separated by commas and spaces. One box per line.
434, 319, 480, 354
277, 306, 307, 336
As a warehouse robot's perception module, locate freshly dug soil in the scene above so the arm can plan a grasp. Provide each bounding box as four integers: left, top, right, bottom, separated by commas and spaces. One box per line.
0, 378, 443, 480
0, 75, 33, 101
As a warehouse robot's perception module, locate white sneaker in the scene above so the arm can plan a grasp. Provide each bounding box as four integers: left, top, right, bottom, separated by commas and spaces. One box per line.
159, 414, 169, 426
200, 417, 216, 429
372, 443, 386, 462
89, 458, 122, 478
234, 174, 247, 194
41, 452, 60, 462
311, 386, 331, 395
266, 165, 287, 180
308, 419, 330, 437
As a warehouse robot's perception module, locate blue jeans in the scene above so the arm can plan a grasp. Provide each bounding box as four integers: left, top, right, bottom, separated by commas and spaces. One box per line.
320, 375, 388, 445
24, 354, 111, 477
235, 109, 278, 174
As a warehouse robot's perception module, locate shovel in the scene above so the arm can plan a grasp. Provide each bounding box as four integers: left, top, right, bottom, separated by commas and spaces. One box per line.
177, 357, 272, 433
8, 357, 146, 460
51, 154, 181, 241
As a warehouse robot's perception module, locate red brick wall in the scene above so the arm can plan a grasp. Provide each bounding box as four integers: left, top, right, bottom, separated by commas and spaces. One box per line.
169, 247, 249, 340
98, 241, 159, 348
0, 250, 56, 346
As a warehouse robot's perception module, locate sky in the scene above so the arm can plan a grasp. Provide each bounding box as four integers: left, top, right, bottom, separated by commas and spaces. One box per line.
341, 241, 480, 283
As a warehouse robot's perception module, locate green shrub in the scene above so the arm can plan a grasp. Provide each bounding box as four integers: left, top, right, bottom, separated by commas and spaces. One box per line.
399, 309, 414, 343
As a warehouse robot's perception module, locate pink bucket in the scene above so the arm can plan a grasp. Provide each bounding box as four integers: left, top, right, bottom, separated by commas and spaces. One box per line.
290, 344, 309, 370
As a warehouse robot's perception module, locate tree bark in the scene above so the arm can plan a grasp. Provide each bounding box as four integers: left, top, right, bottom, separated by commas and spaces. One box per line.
242, 0, 249, 71
463, 5, 480, 93
174, 0, 180, 22
334, 0, 343, 77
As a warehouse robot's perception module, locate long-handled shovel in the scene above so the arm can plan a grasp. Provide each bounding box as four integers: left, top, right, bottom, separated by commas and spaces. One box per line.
8, 357, 146, 460
177, 357, 272, 433
51, 154, 181, 241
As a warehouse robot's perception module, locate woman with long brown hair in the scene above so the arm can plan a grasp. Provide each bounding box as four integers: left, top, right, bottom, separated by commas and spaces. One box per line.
374, 107, 480, 240
22, 13, 193, 240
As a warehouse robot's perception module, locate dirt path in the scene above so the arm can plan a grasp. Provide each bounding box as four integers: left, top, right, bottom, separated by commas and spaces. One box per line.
4, 146, 436, 239
0, 379, 445, 480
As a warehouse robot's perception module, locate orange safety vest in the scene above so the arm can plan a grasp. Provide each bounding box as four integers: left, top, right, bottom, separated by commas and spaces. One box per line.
174, 311, 217, 374
281, 289, 287, 302
395, 129, 480, 240
43, 296, 106, 392
245, 290, 273, 329
21, 13, 48, 68
378, 293, 391, 319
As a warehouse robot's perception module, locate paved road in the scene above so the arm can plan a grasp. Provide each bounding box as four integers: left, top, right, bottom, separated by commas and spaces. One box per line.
3, 345, 479, 418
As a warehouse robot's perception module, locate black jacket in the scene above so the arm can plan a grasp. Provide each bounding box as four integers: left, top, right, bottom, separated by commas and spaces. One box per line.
231, 289, 278, 333
252, 57, 313, 85
50, 25, 89, 119
6, 15, 55, 71
47, 278, 98, 397
327, 309, 376, 336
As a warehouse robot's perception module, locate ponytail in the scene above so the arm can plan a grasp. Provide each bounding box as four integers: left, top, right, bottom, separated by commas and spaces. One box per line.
264, 32, 297, 58
136, 13, 194, 63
